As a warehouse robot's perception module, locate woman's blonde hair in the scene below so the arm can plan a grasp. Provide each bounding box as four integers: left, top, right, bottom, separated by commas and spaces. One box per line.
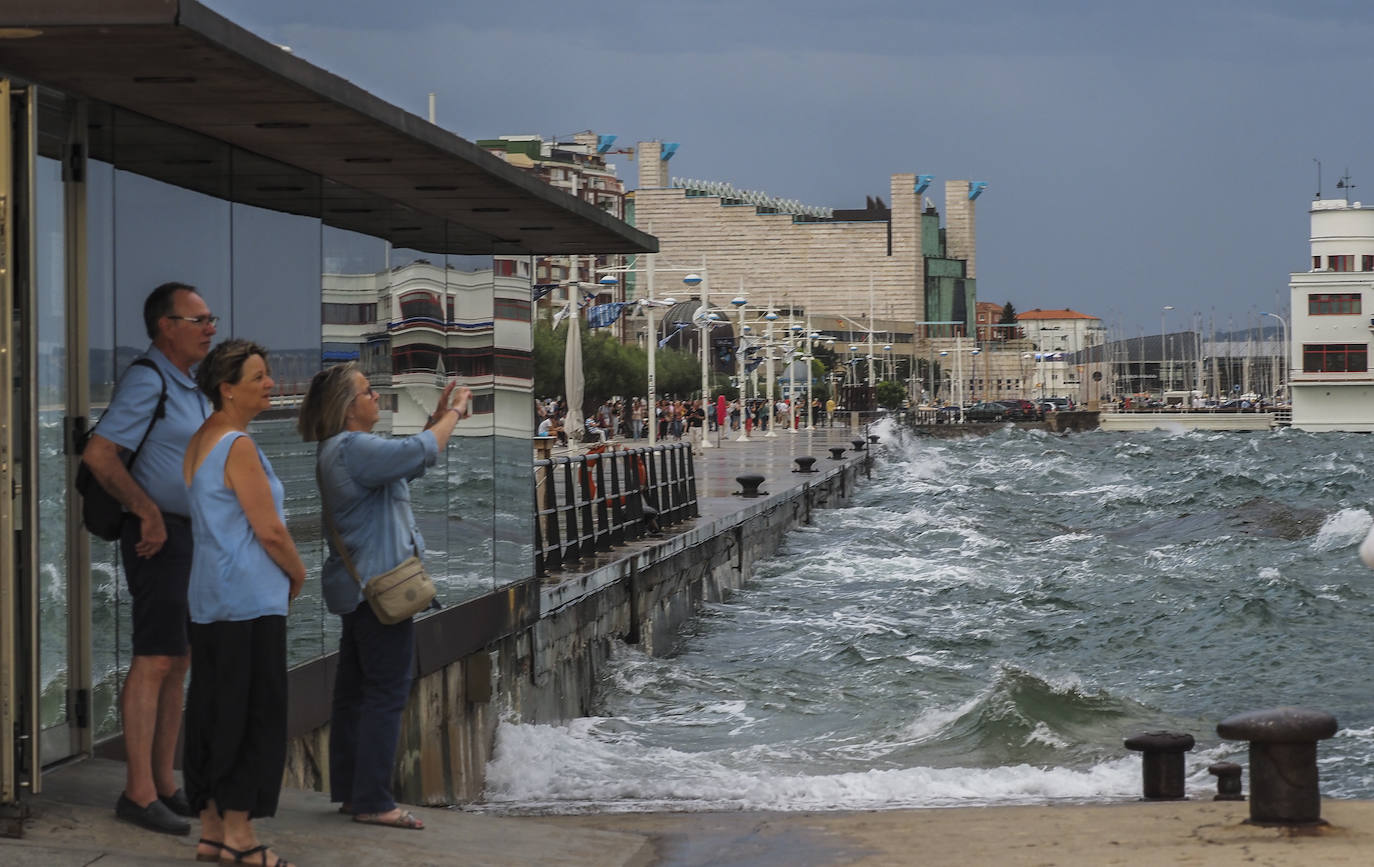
297, 362, 362, 442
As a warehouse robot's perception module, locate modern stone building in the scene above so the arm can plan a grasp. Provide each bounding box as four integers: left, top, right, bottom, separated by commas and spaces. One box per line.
628, 141, 979, 337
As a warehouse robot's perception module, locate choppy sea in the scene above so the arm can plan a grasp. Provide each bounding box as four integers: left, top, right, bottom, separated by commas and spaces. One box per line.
480, 421, 1374, 813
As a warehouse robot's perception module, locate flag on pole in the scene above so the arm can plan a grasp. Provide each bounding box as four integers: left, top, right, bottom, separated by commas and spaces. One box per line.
586, 302, 629, 329
659, 321, 689, 348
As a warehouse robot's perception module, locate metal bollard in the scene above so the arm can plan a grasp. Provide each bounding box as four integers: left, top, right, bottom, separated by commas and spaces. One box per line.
1208, 761, 1244, 801
867, 434, 879, 444
850, 438, 866, 452
1216, 707, 1338, 825
793, 456, 817, 473
828, 446, 847, 460
734, 473, 766, 498
1123, 731, 1195, 800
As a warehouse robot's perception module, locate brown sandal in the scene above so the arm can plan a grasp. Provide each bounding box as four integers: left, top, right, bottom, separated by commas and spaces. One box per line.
352, 809, 423, 830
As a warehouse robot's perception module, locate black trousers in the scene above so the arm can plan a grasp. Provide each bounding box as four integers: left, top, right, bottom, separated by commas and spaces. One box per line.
184, 616, 287, 818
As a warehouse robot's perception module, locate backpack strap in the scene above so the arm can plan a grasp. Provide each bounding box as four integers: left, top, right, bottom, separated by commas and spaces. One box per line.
83, 357, 169, 468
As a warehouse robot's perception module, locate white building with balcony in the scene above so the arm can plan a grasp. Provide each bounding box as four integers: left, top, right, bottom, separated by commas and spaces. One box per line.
1289, 198, 1374, 431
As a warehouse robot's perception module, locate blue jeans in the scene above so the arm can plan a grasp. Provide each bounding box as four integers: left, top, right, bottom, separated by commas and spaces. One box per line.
329, 601, 414, 814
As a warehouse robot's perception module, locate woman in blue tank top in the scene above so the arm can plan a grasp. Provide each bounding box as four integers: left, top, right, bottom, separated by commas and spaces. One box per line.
181, 338, 306, 867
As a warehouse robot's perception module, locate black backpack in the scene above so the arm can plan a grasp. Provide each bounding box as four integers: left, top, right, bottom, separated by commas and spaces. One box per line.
75, 358, 168, 541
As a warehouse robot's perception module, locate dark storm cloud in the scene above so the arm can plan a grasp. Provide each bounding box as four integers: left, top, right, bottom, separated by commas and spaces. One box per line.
201, 0, 1374, 332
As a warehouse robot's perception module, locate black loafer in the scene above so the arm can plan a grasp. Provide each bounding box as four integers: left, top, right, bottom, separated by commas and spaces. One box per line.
160, 787, 194, 817
116, 792, 191, 835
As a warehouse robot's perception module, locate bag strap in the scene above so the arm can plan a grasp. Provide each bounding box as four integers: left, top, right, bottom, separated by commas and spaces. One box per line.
315, 443, 419, 590
316, 460, 366, 589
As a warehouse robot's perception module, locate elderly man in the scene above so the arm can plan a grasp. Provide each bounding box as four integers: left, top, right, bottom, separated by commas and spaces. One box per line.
82, 282, 216, 835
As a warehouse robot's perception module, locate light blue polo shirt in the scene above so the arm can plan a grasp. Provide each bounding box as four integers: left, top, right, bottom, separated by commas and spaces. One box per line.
96, 345, 210, 518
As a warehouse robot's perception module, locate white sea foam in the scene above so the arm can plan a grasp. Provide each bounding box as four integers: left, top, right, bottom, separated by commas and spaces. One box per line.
1312, 508, 1371, 552
482, 719, 1146, 811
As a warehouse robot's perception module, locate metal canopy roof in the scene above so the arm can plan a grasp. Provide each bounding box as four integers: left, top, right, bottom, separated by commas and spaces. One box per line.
0, 0, 657, 256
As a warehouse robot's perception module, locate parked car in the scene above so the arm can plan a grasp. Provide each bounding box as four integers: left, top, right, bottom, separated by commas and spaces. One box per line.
966, 401, 1011, 422
997, 399, 1042, 420
1042, 396, 1074, 412
934, 404, 963, 423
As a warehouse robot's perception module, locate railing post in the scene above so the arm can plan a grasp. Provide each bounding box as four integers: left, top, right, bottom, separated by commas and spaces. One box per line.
560, 458, 580, 563
593, 455, 612, 551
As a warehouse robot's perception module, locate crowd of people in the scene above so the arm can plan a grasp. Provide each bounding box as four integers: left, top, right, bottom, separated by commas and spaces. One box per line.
83, 282, 465, 865
535, 395, 843, 445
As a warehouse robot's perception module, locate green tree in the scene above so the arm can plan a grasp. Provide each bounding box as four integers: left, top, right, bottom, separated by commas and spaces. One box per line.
875, 379, 907, 409
532, 320, 566, 399
997, 301, 1018, 341
655, 347, 701, 399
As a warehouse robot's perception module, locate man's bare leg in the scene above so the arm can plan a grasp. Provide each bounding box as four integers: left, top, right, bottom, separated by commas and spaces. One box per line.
152, 653, 189, 797
121, 654, 175, 805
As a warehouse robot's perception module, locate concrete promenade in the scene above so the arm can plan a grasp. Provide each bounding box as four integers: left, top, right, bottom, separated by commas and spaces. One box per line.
8, 424, 1374, 865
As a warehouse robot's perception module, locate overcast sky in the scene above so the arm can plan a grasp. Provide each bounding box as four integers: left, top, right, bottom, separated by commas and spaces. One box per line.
204, 0, 1371, 336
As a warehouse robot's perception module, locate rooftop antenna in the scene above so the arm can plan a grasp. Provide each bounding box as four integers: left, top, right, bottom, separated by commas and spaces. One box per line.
1314, 158, 1322, 199
1336, 168, 1356, 202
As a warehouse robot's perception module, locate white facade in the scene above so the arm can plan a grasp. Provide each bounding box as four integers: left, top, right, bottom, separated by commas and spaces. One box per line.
1015, 311, 1107, 402
1289, 199, 1374, 432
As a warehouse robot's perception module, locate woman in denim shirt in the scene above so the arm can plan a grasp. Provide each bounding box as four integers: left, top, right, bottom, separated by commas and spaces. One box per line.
298, 363, 470, 831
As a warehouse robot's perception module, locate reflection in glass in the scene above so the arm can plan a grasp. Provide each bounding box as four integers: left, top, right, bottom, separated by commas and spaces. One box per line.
229, 199, 325, 666
36, 155, 69, 730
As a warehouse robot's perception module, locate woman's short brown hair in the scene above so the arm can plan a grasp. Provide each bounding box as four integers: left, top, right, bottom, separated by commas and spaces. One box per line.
297, 362, 362, 442
196, 338, 268, 411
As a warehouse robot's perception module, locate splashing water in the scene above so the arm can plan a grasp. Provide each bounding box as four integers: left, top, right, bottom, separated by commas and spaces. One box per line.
481, 426, 1374, 813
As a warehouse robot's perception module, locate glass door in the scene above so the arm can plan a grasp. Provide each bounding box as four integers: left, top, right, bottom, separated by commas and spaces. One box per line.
33, 92, 87, 769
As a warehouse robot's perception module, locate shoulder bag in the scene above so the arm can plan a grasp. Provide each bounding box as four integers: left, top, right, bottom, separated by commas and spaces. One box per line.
75, 358, 168, 541
317, 462, 436, 625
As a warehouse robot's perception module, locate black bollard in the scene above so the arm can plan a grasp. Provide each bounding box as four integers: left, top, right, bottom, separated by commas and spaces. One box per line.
734, 473, 766, 498
793, 456, 817, 473
1208, 761, 1244, 801
828, 446, 847, 460
1123, 731, 1195, 800
1216, 707, 1338, 825
850, 438, 866, 452
867, 434, 879, 444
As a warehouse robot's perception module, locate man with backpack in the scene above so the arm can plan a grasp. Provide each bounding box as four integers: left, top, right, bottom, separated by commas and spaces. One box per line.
81, 282, 216, 835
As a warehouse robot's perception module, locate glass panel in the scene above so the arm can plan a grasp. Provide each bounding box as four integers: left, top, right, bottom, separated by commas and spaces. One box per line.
493, 255, 534, 585
35, 154, 68, 730
444, 252, 497, 600
87, 104, 233, 739
227, 152, 324, 665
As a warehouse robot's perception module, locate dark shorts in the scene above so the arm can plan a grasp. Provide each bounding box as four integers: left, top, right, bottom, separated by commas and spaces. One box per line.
120, 513, 192, 657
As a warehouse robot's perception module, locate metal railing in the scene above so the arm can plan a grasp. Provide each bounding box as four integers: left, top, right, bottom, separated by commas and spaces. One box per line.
533, 442, 698, 575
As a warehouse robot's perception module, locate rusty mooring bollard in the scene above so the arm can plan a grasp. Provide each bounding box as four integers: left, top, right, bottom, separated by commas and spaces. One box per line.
1208, 761, 1244, 801
1216, 706, 1338, 825
734, 473, 766, 498
1124, 731, 1195, 800
850, 439, 866, 451
828, 446, 847, 460
793, 456, 817, 473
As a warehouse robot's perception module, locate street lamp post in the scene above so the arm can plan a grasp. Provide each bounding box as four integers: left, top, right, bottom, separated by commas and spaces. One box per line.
1259, 310, 1289, 403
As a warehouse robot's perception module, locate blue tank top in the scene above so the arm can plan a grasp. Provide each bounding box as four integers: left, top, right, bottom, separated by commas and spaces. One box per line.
187, 431, 290, 623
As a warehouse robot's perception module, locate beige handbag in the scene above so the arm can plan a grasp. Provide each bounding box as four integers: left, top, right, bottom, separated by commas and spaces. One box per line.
318, 464, 437, 625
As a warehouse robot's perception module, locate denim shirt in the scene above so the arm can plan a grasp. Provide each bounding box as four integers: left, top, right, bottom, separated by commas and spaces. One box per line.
317, 429, 439, 615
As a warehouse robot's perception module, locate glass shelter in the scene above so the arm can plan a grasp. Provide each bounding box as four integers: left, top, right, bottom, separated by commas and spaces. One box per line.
0, 1, 654, 805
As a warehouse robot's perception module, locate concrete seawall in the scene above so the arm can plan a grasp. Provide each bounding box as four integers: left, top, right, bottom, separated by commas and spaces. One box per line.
283, 430, 871, 805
